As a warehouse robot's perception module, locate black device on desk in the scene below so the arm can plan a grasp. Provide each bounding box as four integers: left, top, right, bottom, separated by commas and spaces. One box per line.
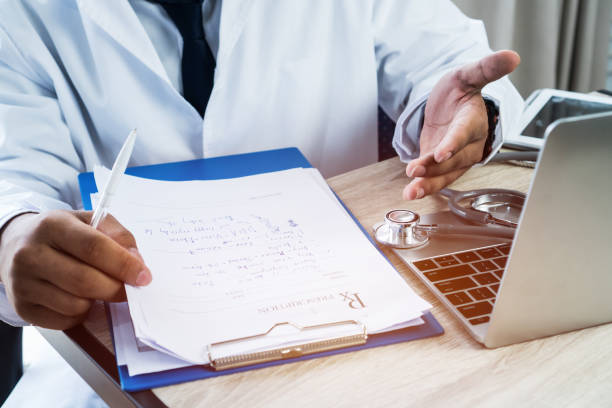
504, 88, 612, 151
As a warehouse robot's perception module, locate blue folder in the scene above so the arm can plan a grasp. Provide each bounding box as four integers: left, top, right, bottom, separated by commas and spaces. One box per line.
78, 147, 443, 392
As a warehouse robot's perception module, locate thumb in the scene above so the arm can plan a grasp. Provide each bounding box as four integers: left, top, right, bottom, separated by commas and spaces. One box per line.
457, 50, 520, 91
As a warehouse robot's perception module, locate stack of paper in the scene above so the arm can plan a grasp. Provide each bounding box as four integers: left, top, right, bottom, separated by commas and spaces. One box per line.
93, 167, 431, 375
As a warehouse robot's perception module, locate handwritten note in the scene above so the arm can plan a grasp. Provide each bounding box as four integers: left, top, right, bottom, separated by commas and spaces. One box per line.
94, 167, 431, 364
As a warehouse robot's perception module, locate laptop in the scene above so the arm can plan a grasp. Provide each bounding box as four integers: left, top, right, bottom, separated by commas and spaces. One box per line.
395, 111, 612, 348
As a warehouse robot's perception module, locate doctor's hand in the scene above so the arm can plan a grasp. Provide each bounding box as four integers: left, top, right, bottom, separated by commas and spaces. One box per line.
403, 50, 520, 200
0, 211, 152, 330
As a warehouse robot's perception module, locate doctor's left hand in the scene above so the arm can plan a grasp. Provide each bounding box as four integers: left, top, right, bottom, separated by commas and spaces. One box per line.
403, 50, 520, 200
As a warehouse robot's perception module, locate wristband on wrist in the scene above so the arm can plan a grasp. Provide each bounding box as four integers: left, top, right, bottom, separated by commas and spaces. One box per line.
482, 97, 499, 161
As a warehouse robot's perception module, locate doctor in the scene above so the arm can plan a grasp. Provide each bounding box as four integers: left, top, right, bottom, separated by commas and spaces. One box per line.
0, 0, 522, 334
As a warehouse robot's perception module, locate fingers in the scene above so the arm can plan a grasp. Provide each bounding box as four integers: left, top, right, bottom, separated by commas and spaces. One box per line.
431, 100, 488, 163
12, 240, 127, 302
45, 212, 151, 286
404, 139, 483, 200
40, 244, 127, 302
407, 103, 487, 180
406, 151, 436, 178
456, 50, 520, 91
17, 304, 86, 330
403, 168, 468, 201
74, 211, 138, 249
407, 140, 486, 179
13, 276, 92, 317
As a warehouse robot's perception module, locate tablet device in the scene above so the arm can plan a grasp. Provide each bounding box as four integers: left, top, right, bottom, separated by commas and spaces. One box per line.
505, 88, 612, 150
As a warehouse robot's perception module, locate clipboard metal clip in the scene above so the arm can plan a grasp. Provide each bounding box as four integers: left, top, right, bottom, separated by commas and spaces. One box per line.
207, 320, 368, 371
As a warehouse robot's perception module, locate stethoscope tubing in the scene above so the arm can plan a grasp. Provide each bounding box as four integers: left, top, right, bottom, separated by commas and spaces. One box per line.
417, 223, 515, 239
439, 187, 526, 227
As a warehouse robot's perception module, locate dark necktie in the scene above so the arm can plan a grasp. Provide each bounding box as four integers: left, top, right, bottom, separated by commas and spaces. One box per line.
149, 0, 216, 117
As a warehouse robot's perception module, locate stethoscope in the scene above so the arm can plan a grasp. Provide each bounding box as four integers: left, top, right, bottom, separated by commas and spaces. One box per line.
373, 187, 526, 249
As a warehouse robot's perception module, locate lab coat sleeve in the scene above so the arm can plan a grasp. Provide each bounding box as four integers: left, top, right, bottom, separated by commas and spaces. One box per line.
0, 30, 85, 325
372, 0, 524, 163
0, 283, 29, 326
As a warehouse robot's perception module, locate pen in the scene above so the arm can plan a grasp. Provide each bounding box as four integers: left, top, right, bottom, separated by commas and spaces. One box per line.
90, 129, 137, 229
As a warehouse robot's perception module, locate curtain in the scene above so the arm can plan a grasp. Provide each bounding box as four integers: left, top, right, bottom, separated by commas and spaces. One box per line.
454, 0, 612, 97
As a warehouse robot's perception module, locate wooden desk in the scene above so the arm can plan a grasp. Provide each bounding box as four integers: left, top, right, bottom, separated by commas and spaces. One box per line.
39, 157, 612, 407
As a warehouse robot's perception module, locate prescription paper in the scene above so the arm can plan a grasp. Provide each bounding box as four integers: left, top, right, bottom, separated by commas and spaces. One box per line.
94, 167, 431, 369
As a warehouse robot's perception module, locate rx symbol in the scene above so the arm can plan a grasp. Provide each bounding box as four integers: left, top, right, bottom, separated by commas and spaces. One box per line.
340, 292, 366, 309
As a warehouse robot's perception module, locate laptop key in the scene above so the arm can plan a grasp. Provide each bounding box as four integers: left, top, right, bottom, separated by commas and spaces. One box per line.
473, 260, 497, 272
435, 277, 477, 293
497, 244, 511, 255
473, 273, 499, 285
455, 251, 480, 262
468, 287, 495, 300
424, 264, 476, 282
446, 292, 472, 305
434, 255, 459, 266
492, 256, 508, 268
458, 301, 492, 318
469, 316, 490, 325
476, 247, 502, 259
413, 259, 437, 271
490, 284, 500, 293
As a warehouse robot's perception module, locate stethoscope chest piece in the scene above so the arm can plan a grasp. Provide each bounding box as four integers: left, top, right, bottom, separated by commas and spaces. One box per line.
374, 210, 429, 249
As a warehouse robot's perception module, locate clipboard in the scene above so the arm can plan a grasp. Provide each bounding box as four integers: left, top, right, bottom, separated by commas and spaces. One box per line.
79, 147, 444, 391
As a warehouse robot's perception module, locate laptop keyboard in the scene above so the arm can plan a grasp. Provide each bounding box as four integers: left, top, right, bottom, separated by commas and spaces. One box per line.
409, 243, 511, 326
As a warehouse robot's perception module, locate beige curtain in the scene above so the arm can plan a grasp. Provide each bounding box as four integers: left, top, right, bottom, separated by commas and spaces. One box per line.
454, 0, 612, 97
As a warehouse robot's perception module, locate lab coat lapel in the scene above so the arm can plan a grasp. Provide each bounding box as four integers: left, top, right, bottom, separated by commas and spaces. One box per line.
215, 0, 254, 81
76, 0, 171, 86
202, 0, 254, 141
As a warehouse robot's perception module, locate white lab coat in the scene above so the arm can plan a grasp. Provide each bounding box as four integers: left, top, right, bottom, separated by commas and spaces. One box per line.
0, 0, 522, 325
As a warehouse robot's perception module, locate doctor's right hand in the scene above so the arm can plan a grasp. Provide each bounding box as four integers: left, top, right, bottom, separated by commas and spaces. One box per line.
0, 210, 152, 330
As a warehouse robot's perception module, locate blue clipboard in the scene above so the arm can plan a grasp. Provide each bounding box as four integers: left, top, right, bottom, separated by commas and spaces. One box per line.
78, 147, 444, 392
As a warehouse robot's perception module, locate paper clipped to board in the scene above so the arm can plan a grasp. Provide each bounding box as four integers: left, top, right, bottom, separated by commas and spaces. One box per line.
92, 166, 431, 368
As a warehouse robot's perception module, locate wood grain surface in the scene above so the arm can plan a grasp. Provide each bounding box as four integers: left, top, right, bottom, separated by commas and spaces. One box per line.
84, 157, 612, 407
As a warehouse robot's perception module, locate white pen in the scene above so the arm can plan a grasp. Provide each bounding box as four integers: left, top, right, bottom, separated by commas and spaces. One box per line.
90, 129, 137, 229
